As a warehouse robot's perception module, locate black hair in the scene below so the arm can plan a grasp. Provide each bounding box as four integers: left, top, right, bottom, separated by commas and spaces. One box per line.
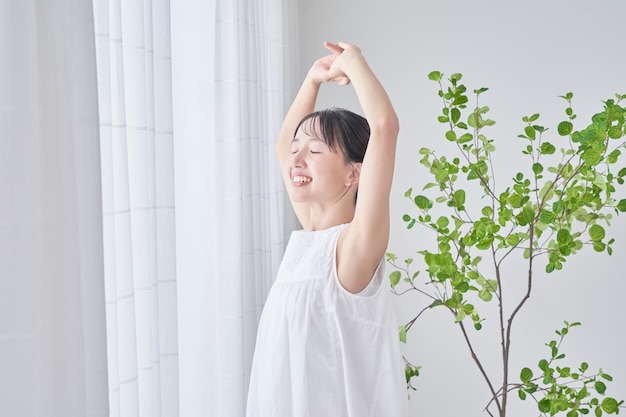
293, 107, 370, 165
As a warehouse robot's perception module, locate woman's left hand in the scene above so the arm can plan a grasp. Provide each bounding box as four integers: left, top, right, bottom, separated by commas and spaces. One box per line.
322, 41, 360, 86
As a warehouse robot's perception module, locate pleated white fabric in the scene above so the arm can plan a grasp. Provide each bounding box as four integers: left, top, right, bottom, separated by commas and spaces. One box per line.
171, 1, 298, 416
246, 225, 408, 417
0, 1, 109, 416
92, 1, 179, 416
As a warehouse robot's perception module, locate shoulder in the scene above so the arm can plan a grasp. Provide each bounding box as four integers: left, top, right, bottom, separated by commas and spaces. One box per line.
335, 221, 389, 294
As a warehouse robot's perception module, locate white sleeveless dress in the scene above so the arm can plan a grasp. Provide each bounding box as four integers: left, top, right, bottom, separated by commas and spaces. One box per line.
246, 224, 408, 417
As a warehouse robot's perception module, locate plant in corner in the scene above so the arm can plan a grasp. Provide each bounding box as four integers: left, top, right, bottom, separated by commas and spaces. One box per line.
387, 71, 626, 417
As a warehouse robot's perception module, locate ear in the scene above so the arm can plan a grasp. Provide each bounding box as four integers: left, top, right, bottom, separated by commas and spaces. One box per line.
345, 163, 362, 186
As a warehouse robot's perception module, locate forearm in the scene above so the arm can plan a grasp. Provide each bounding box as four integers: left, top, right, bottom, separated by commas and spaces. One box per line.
342, 54, 399, 137
276, 75, 321, 155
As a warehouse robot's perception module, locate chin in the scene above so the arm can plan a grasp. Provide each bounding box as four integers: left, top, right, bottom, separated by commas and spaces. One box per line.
290, 195, 309, 204
289, 189, 313, 204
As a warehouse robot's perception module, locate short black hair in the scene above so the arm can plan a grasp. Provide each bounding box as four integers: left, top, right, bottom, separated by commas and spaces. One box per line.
294, 107, 370, 165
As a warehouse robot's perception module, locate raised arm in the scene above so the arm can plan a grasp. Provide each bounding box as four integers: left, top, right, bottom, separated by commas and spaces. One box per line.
276, 47, 350, 227
330, 42, 400, 293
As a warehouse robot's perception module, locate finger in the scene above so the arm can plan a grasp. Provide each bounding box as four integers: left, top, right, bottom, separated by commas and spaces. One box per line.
337, 77, 351, 86
324, 41, 344, 55
336, 41, 353, 49
337, 41, 360, 54
330, 76, 351, 86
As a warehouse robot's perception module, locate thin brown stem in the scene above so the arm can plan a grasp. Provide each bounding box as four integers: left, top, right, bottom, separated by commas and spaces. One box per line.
454, 313, 503, 416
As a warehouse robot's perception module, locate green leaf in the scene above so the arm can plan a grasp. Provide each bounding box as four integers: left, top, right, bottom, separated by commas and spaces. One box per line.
508, 193, 523, 208
607, 149, 621, 164
600, 372, 613, 381
453, 95, 468, 106
557, 229, 571, 245
451, 108, 461, 124
399, 325, 407, 343
525, 125, 536, 140
456, 281, 470, 292
468, 112, 478, 128
520, 367, 533, 383
428, 71, 442, 81
532, 163, 544, 175
516, 207, 535, 226
390, 271, 401, 288
589, 224, 606, 241
506, 233, 521, 246
458, 133, 473, 143
452, 189, 466, 208
414, 195, 432, 210
616, 199, 626, 212
539, 359, 549, 371
540, 142, 556, 155
478, 288, 493, 301
558, 121, 574, 136
595, 381, 607, 394
607, 126, 622, 139
386, 252, 396, 260
446, 130, 457, 141
601, 398, 619, 414
539, 210, 556, 224
582, 148, 603, 166
437, 216, 450, 228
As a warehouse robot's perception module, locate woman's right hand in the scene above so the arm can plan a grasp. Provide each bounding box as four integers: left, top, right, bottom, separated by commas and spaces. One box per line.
307, 42, 351, 86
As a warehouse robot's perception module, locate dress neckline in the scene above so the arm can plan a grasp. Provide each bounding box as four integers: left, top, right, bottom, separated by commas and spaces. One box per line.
293, 223, 347, 234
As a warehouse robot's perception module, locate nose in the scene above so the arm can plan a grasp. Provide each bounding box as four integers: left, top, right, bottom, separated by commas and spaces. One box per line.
292, 149, 306, 168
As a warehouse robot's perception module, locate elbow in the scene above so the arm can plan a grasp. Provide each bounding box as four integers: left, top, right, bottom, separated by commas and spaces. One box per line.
370, 112, 399, 140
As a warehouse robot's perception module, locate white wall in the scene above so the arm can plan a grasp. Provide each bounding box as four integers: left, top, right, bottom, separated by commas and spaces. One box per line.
298, 0, 626, 415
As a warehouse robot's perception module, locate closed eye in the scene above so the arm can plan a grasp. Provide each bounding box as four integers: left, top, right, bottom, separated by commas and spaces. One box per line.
310, 150, 321, 154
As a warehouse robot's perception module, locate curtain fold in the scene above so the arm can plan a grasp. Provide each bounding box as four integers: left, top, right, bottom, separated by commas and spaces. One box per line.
172, 0, 298, 415
2, 0, 295, 415
92, 1, 179, 416
0, 1, 109, 416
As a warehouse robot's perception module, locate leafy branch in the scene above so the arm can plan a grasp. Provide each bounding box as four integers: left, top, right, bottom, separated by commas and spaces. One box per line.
388, 71, 626, 416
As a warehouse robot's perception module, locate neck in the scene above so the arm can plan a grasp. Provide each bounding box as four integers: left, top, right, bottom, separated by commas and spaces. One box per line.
303, 201, 355, 231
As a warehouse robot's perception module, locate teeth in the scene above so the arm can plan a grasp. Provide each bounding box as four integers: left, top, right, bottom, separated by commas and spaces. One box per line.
293, 176, 312, 183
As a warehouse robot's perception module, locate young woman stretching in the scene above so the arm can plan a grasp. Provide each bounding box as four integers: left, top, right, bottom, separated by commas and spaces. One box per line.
246, 41, 408, 417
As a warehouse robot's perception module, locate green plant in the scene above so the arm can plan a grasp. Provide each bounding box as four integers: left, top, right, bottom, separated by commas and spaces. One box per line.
387, 71, 626, 417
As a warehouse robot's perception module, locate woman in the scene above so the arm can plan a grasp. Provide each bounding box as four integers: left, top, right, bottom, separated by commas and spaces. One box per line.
246, 41, 408, 417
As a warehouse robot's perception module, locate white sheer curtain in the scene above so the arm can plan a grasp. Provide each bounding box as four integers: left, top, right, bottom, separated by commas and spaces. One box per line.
171, 1, 298, 416
92, 1, 179, 416
0, 1, 108, 417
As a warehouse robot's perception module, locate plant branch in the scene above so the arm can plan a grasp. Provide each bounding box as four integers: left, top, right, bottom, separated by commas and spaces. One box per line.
454, 310, 503, 415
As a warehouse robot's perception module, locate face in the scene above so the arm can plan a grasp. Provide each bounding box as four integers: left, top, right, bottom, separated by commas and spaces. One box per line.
286, 120, 356, 205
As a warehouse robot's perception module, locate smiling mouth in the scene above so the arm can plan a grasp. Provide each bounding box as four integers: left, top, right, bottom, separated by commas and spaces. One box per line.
292, 176, 312, 183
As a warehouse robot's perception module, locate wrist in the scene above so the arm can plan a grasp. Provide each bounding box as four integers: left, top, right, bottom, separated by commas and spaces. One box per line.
303, 73, 323, 89
340, 51, 366, 77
